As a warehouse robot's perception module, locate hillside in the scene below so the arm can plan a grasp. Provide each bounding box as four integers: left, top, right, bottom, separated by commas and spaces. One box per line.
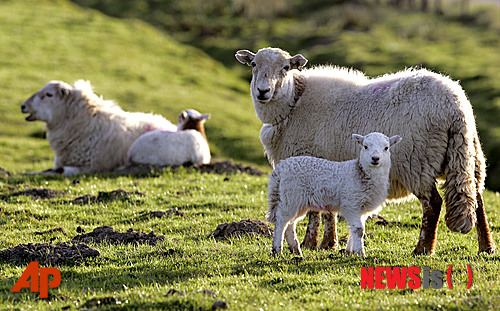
0, 0, 266, 174
70, 0, 500, 190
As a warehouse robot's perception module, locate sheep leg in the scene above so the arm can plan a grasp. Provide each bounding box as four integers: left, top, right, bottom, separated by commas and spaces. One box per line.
301, 210, 321, 250
345, 219, 365, 256
319, 212, 338, 250
413, 186, 442, 255
284, 220, 302, 256
476, 192, 496, 254
272, 220, 289, 255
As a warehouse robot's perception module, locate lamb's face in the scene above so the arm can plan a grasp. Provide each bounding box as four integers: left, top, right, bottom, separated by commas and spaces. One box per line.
177, 109, 210, 131
235, 48, 307, 104
21, 81, 71, 123
353, 133, 402, 168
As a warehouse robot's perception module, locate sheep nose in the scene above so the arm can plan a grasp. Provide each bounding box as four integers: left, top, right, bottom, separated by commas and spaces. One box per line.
372, 156, 380, 162
257, 88, 270, 96
21, 104, 26, 111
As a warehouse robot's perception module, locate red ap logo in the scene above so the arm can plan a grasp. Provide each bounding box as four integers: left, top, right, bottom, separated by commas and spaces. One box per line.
11, 261, 61, 298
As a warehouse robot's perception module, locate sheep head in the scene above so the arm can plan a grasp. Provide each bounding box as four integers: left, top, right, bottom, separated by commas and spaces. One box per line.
21, 81, 72, 123
353, 132, 402, 169
235, 48, 307, 104
177, 109, 210, 131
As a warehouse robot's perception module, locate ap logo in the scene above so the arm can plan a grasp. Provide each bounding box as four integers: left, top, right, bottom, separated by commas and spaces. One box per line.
11, 261, 61, 298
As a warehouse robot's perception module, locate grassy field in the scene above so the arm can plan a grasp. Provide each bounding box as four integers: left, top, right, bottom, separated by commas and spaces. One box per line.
1, 0, 500, 310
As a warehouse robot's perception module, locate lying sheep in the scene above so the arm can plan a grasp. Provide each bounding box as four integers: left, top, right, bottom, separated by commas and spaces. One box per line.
127, 109, 211, 167
236, 47, 495, 255
268, 133, 401, 256
21, 80, 176, 175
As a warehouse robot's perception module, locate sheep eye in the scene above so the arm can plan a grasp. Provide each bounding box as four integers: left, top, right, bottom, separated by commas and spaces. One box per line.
46, 93, 53, 97
364, 145, 368, 150
384, 147, 389, 151
251, 62, 256, 68
283, 65, 290, 71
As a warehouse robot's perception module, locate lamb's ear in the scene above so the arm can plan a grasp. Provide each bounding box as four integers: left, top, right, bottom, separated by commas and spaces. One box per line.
290, 54, 307, 70
58, 85, 71, 97
389, 135, 402, 147
352, 134, 364, 145
235, 50, 255, 66
201, 113, 211, 120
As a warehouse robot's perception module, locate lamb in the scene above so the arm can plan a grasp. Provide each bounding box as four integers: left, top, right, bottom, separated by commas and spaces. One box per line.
21, 80, 176, 175
267, 132, 402, 256
126, 109, 211, 167
235, 47, 495, 255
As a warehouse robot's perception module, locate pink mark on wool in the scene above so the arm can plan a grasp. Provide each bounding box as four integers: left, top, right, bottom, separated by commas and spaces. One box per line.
372, 79, 398, 94
144, 125, 174, 133
310, 205, 331, 212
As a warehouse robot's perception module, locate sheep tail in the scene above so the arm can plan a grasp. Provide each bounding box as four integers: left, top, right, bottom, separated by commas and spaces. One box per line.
443, 113, 482, 234
266, 169, 281, 223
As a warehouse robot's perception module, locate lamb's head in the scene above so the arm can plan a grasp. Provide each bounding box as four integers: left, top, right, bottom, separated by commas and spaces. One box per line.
235, 48, 307, 104
21, 81, 72, 123
353, 132, 402, 169
177, 109, 210, 131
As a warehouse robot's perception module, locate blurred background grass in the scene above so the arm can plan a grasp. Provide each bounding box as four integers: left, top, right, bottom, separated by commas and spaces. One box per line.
1, 0, 499, 190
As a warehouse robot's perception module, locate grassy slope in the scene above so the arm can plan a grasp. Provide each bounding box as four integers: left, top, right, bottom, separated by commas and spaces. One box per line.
0, 0, 267, 174
73, 0, 500, 190
0, 1, 499, 310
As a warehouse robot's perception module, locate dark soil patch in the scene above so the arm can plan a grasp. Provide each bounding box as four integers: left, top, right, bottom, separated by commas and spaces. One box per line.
367, 214, 400, 226
5, 188, 66, 199
0, 167, 12, 178
71, 189, 144, 204
0, 242, 100, 266
164, 288, 186, 297
212, 219, 273, 240
139, 209, 184, 218
71, 226, 165, 246
35, 227, 65, 235
115, 160, 265, 176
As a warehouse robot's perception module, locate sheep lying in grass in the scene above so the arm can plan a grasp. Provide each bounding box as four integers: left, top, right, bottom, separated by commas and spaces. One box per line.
21, 80, 176, 175
236, 47, 495, 255
267, 132, 402, 256
127, 109, 211, 167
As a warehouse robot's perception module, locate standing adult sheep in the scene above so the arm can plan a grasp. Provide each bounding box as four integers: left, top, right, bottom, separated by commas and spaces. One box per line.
21, 80, 176, 175
236, 47, 495, 255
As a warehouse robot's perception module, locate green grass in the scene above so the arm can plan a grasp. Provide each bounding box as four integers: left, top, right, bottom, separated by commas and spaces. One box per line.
0, 0, 267, 174
1, 170, 499, 310
1, 1, 500, 310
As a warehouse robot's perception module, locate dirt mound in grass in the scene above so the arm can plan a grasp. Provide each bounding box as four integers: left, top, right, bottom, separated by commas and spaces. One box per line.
115, 160, 265, 176
0, 242, 100, 266
71, 189, 144, 204
71, 226, 165, 246
212, 219, 273, 240
6, 188, 66, 199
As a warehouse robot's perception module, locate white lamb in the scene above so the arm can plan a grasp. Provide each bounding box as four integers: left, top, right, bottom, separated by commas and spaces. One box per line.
267, 132, 402, 256
126, 109, 211, 167
21, 80, 176, 175
236, 47, 496, 256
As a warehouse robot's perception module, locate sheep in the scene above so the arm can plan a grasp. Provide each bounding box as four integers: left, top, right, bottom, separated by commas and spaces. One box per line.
21, 80, 176, 176
267, 132, 402, 256
235, 47, 495, 255
126, 109, 211, 167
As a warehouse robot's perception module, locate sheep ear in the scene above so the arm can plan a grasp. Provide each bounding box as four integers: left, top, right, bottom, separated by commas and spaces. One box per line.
201, 113, 210, 120
58, 87, 70, 97
290, 54, 307, 69
235, 50, 255, 66
389, 135, 402, 147
180, 111, 188, 120
352, 134, 364, 145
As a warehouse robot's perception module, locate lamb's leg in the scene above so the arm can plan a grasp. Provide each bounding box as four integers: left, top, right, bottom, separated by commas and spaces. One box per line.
284, 219, 302, 256
272, 219, 288, 255
476, 192, 496, 254
301, 210, 321, 250
344, 218, 365, 256
413, 186, 442, 255
319, 212, 338, 250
